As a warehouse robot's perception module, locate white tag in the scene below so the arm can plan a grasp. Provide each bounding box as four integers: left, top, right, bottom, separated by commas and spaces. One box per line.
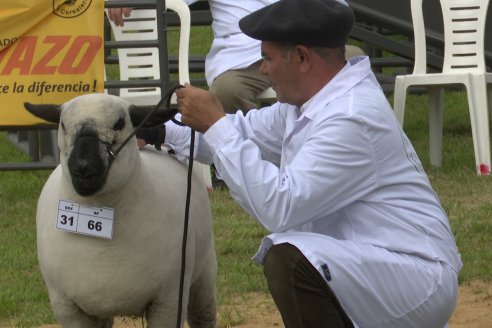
56, 199, 114, 239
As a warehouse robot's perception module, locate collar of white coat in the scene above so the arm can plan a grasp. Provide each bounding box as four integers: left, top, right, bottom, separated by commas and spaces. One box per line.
299, 56, 372, 117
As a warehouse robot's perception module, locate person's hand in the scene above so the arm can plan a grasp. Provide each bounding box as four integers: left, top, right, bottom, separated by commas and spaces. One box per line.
107, 7, 133, 27
175, 84, 226, 133
136, 138, 146, 149
135, 125, 166, 151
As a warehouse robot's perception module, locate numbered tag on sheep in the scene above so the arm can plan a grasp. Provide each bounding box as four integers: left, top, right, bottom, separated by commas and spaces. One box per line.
24, 93, 217, 328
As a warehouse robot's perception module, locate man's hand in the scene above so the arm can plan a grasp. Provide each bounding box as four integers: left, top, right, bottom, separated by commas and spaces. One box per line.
176, 84, 226, 133
107, 7, 133, 27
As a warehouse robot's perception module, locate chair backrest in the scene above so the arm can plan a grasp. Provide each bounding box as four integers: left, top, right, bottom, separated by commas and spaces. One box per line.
441, 0, 489, 73
411, 0, 490, 75
107, 0, 190, 105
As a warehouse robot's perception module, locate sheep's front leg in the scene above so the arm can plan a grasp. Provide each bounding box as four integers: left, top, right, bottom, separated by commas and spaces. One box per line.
187, 252, 217, 328
146, 300, 183, 328
49, 291, 113, 328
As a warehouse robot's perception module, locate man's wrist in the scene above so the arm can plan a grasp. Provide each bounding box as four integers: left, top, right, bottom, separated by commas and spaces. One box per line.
203, 116, 235, 152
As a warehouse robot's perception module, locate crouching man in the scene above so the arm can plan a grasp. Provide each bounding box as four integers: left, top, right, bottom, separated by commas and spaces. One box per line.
144, 0, 462, 326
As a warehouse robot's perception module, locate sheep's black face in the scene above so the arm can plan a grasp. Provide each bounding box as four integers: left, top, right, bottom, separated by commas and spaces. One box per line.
68, 127, 108, 196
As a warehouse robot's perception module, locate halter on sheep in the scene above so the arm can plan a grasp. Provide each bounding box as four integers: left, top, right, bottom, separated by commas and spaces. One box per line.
25, 103, 176, 193
24, 92, 216, 328
26, 85, 181, 190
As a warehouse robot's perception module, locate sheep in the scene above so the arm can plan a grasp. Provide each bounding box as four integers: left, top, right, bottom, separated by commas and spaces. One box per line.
24, 93, 217, 328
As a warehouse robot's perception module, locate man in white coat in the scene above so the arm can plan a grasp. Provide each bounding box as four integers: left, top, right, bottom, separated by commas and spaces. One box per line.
156, 0, 462, 326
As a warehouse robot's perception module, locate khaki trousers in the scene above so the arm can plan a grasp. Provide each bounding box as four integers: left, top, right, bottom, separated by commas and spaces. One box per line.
209, 60, 271, 113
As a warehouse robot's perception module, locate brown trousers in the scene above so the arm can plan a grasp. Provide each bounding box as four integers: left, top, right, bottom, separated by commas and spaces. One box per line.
208, 60, 271, 114
263, 243, 355, 328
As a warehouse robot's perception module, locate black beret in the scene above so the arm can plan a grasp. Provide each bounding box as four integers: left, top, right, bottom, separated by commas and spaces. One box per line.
239, 0, 354, 47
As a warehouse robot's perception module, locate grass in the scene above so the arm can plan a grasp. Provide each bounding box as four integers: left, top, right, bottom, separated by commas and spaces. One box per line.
1, 25, 492, 327
0, 144, 52, 327
2, 90, 492, 327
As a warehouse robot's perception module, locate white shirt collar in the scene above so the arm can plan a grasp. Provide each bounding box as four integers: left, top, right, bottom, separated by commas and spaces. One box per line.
299, 56, 372, 116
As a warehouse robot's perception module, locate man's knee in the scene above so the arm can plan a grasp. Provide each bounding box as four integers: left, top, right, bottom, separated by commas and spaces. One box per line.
209, 76, 244, 113
210, 71, 254, 113
210, 72, 242, 97
263, 243, 300, 293
209, 66, 270, 113
263, 243, 354, 328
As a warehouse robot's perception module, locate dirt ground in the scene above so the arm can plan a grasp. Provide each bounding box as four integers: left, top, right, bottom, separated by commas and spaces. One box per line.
217, 281, 492, 327
32, 280, 492, 328
36, 281, 492, 327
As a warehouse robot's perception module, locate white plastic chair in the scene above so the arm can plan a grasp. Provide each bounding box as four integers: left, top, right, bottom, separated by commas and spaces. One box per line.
108, 0, 213, 190
108, 8, 162, 104
393, 0, 492, 175
107, 0, 190, 105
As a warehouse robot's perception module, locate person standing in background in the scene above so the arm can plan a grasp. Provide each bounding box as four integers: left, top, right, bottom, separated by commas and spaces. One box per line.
107, 0, 365, 113
108, 0, 276, 113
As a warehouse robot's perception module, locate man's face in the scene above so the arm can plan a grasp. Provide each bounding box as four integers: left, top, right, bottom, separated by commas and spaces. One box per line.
260, 41, 299, 105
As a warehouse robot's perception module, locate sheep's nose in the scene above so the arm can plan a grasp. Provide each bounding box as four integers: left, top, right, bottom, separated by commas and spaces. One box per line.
71, 158, 99, 179
67, 135, 107, 196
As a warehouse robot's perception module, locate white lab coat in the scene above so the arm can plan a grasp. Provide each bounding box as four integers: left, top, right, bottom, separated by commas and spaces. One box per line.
165, 56, 462, 327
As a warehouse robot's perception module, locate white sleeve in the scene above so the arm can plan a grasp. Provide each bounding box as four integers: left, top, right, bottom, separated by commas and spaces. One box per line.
164, 105, 285, 165
163, 117, 213, 164
203, 109, 378, 232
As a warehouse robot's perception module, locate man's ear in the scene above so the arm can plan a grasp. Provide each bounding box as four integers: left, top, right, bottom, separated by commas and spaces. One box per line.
294, 45, 312, 73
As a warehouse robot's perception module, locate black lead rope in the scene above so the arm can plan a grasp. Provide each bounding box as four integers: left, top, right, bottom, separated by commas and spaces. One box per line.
104, 84, 194, 328
176, 127, 195, 328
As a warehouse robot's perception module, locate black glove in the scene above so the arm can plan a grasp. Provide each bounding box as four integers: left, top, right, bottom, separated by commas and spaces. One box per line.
135, 125, 166, 151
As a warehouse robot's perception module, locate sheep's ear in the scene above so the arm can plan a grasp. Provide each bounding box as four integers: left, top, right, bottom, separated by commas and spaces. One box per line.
24, 102, 61, 124
129, 105, 178, 128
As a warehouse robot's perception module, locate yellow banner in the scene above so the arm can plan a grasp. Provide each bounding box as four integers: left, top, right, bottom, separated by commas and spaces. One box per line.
0, 0, 105, 127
